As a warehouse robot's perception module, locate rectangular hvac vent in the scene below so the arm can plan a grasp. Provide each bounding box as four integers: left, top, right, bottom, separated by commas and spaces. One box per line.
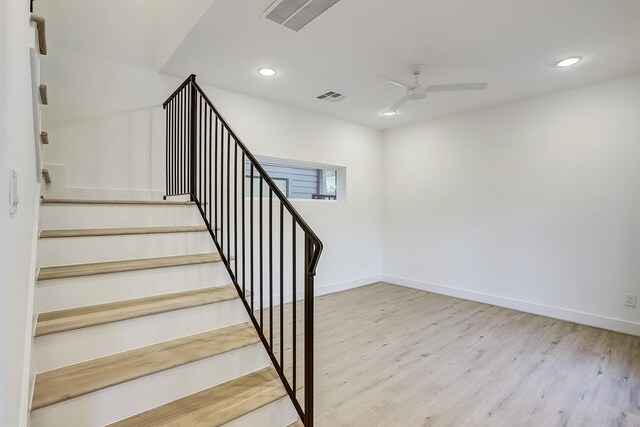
264, 0, 340, 31
316, 91, 346, 102
265, 0, 309, 25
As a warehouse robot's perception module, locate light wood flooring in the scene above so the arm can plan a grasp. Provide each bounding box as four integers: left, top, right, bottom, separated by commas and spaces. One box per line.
300, 283, 640, 426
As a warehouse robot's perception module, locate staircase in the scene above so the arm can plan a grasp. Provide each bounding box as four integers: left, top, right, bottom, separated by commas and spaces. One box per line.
30, 199, 301, 426
30, 74, 321, 425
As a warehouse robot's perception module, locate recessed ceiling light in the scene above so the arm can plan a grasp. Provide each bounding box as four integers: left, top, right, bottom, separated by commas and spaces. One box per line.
555, 57, 582, 68
383, 111, 396, 116
257, 67, 278, 77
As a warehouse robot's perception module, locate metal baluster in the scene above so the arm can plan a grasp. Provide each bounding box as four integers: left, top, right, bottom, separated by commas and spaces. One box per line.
292, 220, 297, 397
198, 94, 202, 202
242, 153, 246, 297
279, 201, 284, 368
184, 87, 188, 195
164, 100, 170, 199
181, 88, 184, 195
171, 100, 175, 195
204, 104, 208, 222
214, 117, 218, 235
220, 125, 224, 253
227, 132, 231, 262
250, 164, 254, 311
190, 80, 197, 200
259, 176, 263, 329
176, 91, 184, 193
199, 95, 203, 203
234, 142, 238, 279
167, 101, 171, 196
209, 109, 212, 227
269, 188, 273, 349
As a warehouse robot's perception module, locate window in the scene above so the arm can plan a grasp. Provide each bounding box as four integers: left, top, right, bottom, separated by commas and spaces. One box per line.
245, 160, 339, 200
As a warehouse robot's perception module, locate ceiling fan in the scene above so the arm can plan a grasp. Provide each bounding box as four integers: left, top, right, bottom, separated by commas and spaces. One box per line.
378, 65, 488, 114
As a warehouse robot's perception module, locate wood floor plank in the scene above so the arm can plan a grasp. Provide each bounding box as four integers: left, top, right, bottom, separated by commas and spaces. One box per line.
40, 225, 209, 238
41, 198, 195, 205
37, 253, 221, 281
31, 322, 260, 411
108, 367, 287, 427
35, 285, 238, 337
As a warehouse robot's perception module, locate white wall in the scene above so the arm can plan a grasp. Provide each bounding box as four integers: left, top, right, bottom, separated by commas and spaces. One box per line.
1, 1, 41, 425
42, 48, 177, 198
42, 47, 385, 294
0, 0, 7, 419
382, 74, 640, 335
198, 83, 385, 291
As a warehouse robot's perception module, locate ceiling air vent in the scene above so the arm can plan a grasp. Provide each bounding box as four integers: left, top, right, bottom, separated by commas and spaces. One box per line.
316, 91, 346, 102
264, 0, 341, 31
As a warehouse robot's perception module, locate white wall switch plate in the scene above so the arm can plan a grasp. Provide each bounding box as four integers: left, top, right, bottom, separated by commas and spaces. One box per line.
624, 294, 636, 308
9, 169, 18, 215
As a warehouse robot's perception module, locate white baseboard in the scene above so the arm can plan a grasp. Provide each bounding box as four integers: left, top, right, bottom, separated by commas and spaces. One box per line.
382, 274, 640, 337
248, 275, 381, 308
315, 275, 382, 297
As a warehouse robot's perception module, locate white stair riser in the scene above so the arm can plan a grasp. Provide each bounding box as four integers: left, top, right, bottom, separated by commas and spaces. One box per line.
40, 204, 203, 229
34, 300, 250, 372
38, 232, 216, 266
35, 263, 231, 312
223, 397, 298, 427
30, 345, 270, 427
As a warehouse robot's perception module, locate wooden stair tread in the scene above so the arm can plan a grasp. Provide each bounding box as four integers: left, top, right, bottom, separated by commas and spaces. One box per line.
35, 285, 239, 337
288, 421, 305, 427
108, 367, 287, 427
31, 322, 260, 411
40, 225, 208, 238
41, 198, 195, 205
37, 253, 221, 281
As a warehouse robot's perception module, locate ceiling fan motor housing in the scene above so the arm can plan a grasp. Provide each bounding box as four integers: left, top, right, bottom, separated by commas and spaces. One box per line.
407, 87, 428, 100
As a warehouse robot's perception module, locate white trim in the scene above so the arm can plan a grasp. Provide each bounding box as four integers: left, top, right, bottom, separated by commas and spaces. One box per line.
248, 275, 381, 308
315, 275, 381, 297
382, 275, 640, 337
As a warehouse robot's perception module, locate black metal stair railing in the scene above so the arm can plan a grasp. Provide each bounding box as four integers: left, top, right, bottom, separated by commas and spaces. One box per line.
162, 74, 322, 426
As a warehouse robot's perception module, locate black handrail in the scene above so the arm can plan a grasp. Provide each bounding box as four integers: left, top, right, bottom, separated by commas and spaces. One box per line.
163, 74, 322, 426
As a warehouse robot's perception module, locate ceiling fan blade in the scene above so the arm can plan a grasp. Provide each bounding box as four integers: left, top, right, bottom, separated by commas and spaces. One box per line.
377, 74, 416, 89
427, 82, 488, 92
387, 95, 409, 113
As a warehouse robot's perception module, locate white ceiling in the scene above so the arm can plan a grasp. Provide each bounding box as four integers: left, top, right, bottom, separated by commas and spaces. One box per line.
36, 0, 216, 70
37, 0, 640, 130
162, 0, 640, 129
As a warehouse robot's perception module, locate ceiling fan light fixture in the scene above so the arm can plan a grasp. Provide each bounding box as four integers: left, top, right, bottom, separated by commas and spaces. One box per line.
257, 67, 278, 77
555, 57, 582, 68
